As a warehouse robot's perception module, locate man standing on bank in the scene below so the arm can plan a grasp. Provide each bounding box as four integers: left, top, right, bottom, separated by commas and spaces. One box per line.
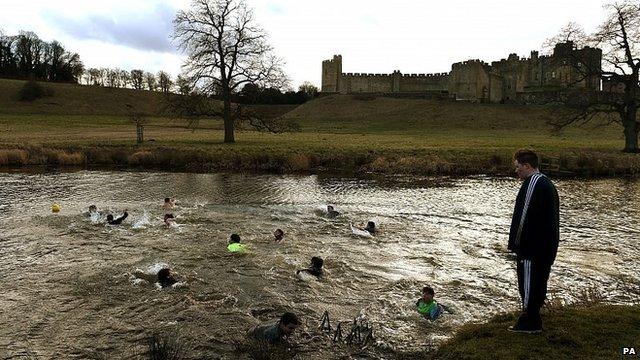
508, 149, 560, 333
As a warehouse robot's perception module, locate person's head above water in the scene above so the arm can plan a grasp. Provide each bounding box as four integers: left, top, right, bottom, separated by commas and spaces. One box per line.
274, 228, 284, 240
106, 214, 114, 222
278, 312, 301, 336
366, 221, 376, 229
157, 267, 177, 287
327, 205, 334, 212
164, 197, 171, 203
158, 267, 172, 280
422, 285, 435, 302
230, 233, 241, 244
311, 256, 324, 269
89, 205, 97, 213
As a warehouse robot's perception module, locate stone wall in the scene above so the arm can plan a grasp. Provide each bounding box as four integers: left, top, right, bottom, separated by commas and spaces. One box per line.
321, 55, 342, 93
399, 73, 449, 92
321, 41, 603, 102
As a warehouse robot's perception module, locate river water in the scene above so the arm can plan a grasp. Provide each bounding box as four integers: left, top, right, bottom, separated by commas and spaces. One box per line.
0, 170, 638, 359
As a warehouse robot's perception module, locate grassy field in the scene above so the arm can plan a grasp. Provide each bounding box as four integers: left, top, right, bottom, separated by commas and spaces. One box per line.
1, 78, 639, 176
431, 304, 640, 360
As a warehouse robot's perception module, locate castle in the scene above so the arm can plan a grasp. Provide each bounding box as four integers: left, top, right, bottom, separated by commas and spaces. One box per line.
321, 42, 602, 103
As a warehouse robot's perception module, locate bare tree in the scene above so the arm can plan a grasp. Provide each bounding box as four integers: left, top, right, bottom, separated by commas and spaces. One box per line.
119, 69, 131, 88
542, 22, 588, 55
552, 2, 640, 152
173, 0, 287, 143
130, 69, 144, 90
174, 74, 192, 95
144, 71, 157, 91
87, 68, 101, 85
298, 81, 319, 101
157, 71, 173, 93
106, 68, 121, 88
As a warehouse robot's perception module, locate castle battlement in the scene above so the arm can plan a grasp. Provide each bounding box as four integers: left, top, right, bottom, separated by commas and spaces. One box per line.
401, 73, 448, 78
453, 59, 489, 67
343, 72, 392, 77
321, 42, 601, 101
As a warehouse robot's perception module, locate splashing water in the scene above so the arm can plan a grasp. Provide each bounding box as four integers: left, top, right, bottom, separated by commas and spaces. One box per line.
0, 170, 639, 358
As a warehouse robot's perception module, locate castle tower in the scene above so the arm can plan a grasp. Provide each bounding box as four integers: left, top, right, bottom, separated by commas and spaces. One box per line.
321, 55, 342, 93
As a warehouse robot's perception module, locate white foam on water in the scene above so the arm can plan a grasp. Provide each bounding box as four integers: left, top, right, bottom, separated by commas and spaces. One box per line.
350, 223, 373, 238
132, 210, 152, 229
296, 271, 318, 282
89, 212, 103, 224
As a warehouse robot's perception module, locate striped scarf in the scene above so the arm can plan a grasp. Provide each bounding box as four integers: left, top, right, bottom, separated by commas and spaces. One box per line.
514, 172, 545, 246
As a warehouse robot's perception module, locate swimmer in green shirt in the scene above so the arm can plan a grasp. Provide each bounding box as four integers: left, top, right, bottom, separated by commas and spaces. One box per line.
416, 286, 444, 320
228, 233, 246, 253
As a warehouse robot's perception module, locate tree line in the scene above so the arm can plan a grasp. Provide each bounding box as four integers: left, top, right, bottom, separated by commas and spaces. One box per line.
82, 67, 175, 92
0, 29, 84, 83
81, 67, 318, 104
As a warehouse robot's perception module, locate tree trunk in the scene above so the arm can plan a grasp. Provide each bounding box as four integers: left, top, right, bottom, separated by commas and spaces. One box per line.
222, 87, 235, 143
622, 106, 638, 153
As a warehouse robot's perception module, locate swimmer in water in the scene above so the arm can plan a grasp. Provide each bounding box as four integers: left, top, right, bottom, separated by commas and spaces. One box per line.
84, 205, 100, 218
164, 213, 176, 228
157, 267, 178, 288
354, 221, 377, 234
416, 285, 444, 320
364, 221, 376, 234
296, 256, 324, 278
162, 197, 176, 211
227, 233, 246, 253
274, 228, 285, 242
327, 205, 340, 218
106, 211, 129, 225
247, 312, 300, 345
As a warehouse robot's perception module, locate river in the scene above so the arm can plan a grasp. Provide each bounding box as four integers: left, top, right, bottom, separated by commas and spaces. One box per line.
0, 170, 638, 359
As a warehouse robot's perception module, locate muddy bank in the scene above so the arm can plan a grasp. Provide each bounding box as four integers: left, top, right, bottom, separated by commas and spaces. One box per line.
1, 145, 640, 177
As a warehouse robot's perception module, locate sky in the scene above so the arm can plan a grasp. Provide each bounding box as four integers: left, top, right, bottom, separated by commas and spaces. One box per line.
0, 0, 612, 89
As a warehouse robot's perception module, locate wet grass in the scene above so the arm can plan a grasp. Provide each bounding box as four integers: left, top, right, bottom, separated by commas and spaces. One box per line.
430, 304, 640, 360
146, 332, 187, 360
234, 339, 298, 360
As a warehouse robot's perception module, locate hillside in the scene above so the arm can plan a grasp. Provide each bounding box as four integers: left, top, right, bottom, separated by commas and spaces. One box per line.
0, 78, 166, 116
0, 78, 297, 118
285, 94, 573, 133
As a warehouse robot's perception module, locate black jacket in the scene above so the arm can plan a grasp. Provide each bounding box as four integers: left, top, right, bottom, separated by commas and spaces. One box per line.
108, 212, 129, 225
508, 173, 559, 264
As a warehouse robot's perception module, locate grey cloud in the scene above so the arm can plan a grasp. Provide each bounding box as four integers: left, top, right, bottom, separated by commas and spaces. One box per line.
42, 2, 178, 53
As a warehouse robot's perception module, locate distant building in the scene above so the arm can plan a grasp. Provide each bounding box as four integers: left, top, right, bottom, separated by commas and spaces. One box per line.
321, 41, 602, 103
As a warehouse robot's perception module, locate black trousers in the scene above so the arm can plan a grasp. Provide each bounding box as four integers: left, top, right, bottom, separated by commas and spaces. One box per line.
516, 258, 552, 315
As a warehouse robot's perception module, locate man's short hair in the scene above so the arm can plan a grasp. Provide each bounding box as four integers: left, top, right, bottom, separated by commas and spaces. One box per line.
280, 312, 300, 326
311, 256, 324, 268
164, 197, 171, 203
158, 268, 171, 281
513, 149, 539, 168
422, 286, 435, 296
230, 233, 241, 243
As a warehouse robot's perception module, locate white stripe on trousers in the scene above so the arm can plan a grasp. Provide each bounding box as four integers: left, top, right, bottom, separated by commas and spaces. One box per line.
523, 259, 531, 310
515, 174, 542, 246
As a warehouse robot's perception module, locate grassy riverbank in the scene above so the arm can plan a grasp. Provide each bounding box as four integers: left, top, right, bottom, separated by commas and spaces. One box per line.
430, 304, 640, 360
1, 78, 639, 176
